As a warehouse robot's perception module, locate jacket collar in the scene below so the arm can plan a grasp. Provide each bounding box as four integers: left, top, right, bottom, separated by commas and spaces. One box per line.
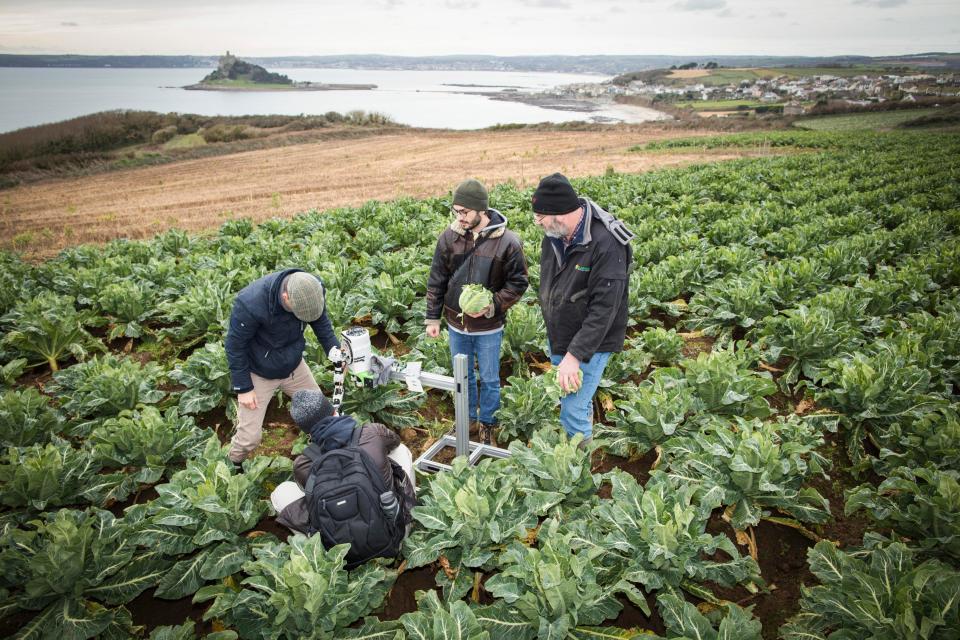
304, 414, 358, 452
449, 208, 508, 239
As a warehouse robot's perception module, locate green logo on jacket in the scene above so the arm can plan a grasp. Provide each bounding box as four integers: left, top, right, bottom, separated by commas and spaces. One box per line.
575, 264, 591, 272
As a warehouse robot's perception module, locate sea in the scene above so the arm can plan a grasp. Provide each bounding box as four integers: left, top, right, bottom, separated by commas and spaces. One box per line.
0, 67, 666, 133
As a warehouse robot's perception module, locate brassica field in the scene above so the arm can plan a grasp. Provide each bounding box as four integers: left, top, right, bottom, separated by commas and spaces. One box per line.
1, 130, 958, 639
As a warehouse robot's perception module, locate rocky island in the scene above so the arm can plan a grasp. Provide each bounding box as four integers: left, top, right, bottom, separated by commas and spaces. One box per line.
184, 52, 375, 91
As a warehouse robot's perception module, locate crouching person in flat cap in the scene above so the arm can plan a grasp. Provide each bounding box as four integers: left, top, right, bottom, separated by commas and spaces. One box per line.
531, 173, 634, 449
225, 269, 343, 470
271, 390, 417, 567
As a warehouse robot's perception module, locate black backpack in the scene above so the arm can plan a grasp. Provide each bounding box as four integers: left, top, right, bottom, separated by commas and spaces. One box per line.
302, 429, 407, 568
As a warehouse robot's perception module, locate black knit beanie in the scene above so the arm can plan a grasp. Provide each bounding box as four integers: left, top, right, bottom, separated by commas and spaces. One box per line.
290, 390, 334, 430
531, 173, 580, 215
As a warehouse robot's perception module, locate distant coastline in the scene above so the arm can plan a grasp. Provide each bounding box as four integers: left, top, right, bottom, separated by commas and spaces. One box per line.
183, 81, 376, 91
479, 90, 671, 123
3, 52, 958, 75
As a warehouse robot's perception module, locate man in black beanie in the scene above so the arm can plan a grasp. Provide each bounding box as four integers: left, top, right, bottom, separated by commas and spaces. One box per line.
531, 172, 634, 448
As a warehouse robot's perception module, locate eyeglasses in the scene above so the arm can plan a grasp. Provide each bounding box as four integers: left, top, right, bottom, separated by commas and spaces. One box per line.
451, 206, 473, 217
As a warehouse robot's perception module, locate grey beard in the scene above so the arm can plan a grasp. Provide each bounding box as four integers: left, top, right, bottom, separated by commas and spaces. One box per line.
544, 227, 565, 239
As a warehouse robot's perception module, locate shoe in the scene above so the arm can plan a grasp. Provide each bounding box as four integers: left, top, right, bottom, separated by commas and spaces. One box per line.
480, 423, 494, 446
231, 460, 244, 474
577, 435, 593, 451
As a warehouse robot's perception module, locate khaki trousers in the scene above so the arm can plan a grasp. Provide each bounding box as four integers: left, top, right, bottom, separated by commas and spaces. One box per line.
229, 358, 319, 462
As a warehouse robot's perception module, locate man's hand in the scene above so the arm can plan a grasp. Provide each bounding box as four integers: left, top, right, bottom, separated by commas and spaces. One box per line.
426, 324, 441, 338
328, 345, 344, 364
465, 304, 493, 319
238, 390, 258, 410
557, 353, 583, 394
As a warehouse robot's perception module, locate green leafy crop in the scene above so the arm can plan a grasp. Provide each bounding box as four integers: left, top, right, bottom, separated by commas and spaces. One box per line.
0, 387, 63, 448
1, 292, 103, 371
846, 464, 960, 563
781, 539, 960, 640
48, 354, 166, 419
665, 416, 831, 531
198, 536, 395, 640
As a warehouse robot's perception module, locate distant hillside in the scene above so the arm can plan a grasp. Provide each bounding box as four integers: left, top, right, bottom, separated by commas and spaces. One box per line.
2, 52, 958, 75
611, 64, 913, 87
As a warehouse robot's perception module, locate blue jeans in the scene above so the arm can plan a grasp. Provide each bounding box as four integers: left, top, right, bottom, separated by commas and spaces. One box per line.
448, 329, 503, 425
549, 351, 612, 439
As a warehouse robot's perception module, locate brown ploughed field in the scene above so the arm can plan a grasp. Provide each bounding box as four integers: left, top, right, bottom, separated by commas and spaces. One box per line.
2, 126, 756, 258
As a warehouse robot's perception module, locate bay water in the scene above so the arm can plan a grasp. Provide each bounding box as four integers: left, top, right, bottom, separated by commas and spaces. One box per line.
0, 67, 664, 133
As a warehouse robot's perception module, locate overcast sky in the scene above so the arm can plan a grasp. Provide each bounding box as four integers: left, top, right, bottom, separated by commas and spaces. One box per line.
0, 0, 957, 57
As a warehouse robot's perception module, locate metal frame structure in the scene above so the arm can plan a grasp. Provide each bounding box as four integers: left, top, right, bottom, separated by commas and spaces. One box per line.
392, 353, 511, 472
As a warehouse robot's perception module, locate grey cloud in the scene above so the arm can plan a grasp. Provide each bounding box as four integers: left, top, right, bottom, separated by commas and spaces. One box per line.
11, 0, 261, 7
717, 7, 733, 17
60, 21, 79, 26
851, 0, 907, 7
445, 0, 479, 7
673, 0, 726, 12
519, 0, 571, 8
769, 9, 786, 17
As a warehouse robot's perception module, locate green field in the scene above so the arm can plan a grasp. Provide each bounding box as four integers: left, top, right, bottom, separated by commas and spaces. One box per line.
672, 99, 777, 111
162, 133, 207, 150
760, 65, 885, 78
674, 66, 886, 87
1, 130, 958, 640
794, 108, 938, 131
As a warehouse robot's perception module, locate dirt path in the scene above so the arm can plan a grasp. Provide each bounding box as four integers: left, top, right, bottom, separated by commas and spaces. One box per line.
1, 127, 752, 257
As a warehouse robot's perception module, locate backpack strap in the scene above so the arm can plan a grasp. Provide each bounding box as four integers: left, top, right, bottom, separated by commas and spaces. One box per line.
588, 199, 635, 246
303, 442, 325, 462
303, 442, 325, 500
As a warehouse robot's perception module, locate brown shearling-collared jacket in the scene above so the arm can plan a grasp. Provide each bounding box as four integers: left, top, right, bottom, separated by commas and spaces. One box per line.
425, 209, 529, 333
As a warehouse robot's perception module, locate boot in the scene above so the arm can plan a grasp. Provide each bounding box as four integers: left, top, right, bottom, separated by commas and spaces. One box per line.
480, 423, 494, 446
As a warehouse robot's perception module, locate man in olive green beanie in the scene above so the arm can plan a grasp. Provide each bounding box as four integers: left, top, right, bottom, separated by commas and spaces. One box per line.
425, 179, 529, 444
453, 178, 489, 213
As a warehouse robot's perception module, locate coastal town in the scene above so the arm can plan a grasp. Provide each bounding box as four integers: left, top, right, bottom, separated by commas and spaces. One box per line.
551, 67, 960, 116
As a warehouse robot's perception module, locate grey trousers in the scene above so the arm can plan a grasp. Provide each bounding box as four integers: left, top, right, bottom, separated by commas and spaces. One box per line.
229, 358, 319, 462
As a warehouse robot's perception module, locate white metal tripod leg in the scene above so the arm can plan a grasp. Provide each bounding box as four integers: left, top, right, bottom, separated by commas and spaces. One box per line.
453, 353, 469, 458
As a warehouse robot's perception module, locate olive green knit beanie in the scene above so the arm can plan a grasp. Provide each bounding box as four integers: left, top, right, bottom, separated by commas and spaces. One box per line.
453, 179, 488, 212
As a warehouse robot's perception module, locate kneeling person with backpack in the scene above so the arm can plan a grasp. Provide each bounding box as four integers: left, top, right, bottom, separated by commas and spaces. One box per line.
270, 390, 416, 568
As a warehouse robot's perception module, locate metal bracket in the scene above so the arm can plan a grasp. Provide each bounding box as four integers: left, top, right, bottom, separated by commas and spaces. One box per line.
389, 353, 511, 473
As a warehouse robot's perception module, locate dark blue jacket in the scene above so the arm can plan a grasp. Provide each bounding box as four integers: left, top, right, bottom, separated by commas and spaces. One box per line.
226, 269, 339, 393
